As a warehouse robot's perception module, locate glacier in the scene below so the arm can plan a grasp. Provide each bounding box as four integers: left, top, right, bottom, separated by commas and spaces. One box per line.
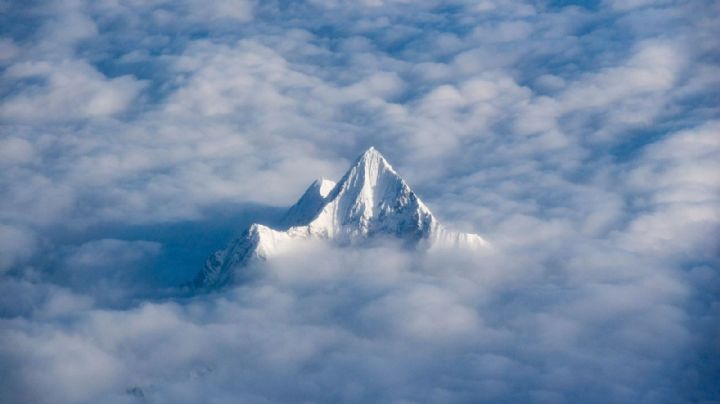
193, 147, 489, 289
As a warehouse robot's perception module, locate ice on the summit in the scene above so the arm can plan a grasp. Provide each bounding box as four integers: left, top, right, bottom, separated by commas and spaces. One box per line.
193, 147, 489, 289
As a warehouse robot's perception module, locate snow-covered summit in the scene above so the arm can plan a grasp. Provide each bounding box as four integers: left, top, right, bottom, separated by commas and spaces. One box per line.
193, 147, 489, 289
306, 146, 435, 242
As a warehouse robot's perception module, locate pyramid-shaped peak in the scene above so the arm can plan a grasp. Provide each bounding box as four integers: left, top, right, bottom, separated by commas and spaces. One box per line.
351, 147, 396, 177
305, 146, 436, 241
331, 147, 402, 198
193, 147, 488, 289
358, 146, 385, 160
361, 145, 379, 156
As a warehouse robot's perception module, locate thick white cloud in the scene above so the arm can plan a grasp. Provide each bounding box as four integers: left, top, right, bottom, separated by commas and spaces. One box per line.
0, 0, 718, 402
618, 121, 720, 257
0, 243, 695, 403
0, 60, 145, 121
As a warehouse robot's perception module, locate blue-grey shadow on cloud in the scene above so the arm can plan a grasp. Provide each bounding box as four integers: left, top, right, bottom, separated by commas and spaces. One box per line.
95, 202, 288, 288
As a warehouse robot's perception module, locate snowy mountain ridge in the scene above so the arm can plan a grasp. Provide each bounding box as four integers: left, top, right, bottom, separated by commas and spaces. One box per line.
193, 147, 489, 289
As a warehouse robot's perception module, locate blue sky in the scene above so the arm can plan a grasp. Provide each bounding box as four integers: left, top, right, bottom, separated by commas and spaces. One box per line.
0, 0, 718, 403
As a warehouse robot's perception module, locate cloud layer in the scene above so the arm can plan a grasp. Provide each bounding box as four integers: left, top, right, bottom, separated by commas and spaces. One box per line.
0, 0, 718, 403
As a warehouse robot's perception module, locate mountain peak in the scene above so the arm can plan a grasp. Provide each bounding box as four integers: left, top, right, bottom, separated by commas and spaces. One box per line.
308, 147, 434, 241
193, 148, 489, 290
351, 146, 395, 173
358, 145, 381, 159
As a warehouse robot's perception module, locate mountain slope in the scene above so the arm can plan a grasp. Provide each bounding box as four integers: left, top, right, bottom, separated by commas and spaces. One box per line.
282, 178, 336, 227
193, 147, 488, 289
306, 147, 435, 242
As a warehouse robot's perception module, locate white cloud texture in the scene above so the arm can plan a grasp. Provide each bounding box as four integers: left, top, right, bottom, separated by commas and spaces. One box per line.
0, 244, 697, 403
0, 60, 146, 121
0, 0, 718, 402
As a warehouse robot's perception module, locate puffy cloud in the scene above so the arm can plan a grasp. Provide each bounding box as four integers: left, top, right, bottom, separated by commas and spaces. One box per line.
0, 60, 146, 122
0, 225, 36, 272
618, 121, 720, 257
0, 242, 697, 403
0, 137, 35, 167
0, 0, 718, 402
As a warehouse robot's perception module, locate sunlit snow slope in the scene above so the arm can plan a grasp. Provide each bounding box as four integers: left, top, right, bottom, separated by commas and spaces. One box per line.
193, 147, 489, 289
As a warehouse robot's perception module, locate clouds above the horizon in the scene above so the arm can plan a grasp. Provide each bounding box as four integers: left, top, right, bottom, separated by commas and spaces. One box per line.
0, 0, 718, 402
0, 59, 146, 121
1, 0, 717, 226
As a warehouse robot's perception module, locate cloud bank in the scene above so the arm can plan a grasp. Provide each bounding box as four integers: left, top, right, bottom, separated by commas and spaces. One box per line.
0, 0, 718, 403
